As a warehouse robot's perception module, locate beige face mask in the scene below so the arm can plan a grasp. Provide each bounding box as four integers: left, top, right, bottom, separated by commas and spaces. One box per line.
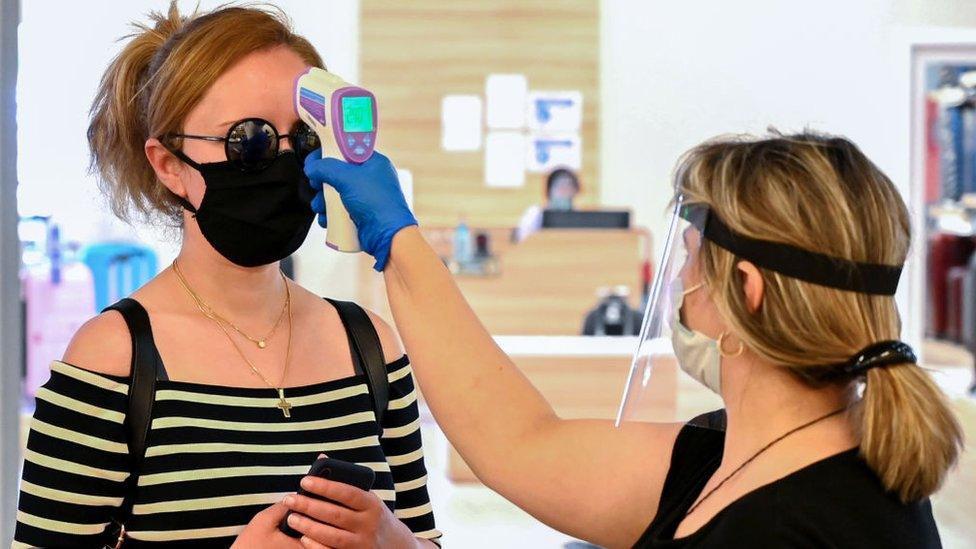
669, 279, 727, 395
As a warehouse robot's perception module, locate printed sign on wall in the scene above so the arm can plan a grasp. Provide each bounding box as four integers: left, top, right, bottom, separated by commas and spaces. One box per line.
486, 74, 528, 130
485, 131, 527, 187
526, 91, 582, 133
439, 75, 585, 187
526, 133, 581, 173
441, 95, 483, 151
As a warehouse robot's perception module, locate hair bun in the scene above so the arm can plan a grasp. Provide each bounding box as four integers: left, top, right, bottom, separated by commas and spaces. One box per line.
88, 1, 324, 225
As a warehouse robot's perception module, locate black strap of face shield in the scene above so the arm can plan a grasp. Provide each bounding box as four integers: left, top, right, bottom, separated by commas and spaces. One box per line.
680, 204, 903, 296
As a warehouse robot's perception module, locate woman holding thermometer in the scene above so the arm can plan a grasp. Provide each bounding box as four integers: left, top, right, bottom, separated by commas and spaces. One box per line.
306, 129, 962, 547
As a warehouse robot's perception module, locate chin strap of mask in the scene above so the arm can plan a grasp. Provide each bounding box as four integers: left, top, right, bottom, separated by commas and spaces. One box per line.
171, 193, 198, 216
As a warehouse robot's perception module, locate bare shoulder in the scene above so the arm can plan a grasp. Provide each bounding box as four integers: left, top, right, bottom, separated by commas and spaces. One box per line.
362, 308, 406, 364
290, 280, 404, 364
61, 310, 132, 377
58, 270, 175, 377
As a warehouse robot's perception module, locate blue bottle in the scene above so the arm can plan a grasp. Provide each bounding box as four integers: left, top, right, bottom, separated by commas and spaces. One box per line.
48, 224, 61, 285
454, 218, 473, 265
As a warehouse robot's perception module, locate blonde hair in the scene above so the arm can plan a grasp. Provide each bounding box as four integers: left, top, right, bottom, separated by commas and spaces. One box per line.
88, 1, 324, 225
676, 131, 962, 502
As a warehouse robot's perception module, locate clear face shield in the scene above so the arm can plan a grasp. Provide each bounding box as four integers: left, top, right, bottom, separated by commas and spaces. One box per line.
616, 198, 721, 425
616, 196, 911, 427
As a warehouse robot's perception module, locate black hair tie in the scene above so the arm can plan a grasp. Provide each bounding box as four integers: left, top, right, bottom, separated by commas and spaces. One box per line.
842, 340, 916, 377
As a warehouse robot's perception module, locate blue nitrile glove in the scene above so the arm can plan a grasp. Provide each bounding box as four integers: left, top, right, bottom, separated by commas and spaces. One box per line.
304, 149, 418, 271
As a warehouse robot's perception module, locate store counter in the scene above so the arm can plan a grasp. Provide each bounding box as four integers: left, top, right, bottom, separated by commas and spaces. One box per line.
442, 335, 677, 482
358, 227, 651, 336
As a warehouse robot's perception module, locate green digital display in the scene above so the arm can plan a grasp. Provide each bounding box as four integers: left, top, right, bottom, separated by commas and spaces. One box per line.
342, 96, 374, 132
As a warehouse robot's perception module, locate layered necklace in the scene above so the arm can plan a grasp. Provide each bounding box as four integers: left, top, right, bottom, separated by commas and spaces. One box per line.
172, 259, 295, 418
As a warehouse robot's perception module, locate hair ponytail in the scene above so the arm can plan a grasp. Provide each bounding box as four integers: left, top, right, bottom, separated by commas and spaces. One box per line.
858, 363, 962, 502
678, 131, 963, 502
87, 2, 187, 223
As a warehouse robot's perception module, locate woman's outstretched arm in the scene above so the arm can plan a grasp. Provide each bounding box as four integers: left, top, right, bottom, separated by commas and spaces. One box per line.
306, 152, 682, 547
383, 226, 681, 546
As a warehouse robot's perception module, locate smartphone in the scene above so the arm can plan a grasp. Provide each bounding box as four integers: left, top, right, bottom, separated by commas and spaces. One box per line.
279, 457, 377, 538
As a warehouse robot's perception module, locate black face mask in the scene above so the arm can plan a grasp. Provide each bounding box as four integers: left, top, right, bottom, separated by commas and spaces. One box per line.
171, 150, 315, 267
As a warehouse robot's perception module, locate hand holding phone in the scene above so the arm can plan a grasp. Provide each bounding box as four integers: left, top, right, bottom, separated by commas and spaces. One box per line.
279, 456, 376, 538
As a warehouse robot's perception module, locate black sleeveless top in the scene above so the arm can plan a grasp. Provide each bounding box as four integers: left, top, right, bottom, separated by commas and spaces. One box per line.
635, 411, 941, 548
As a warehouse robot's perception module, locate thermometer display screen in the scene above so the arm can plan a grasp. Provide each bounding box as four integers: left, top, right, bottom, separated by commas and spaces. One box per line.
341, 96, 374, 132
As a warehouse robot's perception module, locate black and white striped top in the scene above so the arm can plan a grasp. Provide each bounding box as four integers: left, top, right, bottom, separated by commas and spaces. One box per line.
14, 357, 441, 547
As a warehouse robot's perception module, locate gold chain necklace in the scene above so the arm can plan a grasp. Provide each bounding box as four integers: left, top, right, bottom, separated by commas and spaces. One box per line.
172, 260, 295, 418
172, 260, 288, 350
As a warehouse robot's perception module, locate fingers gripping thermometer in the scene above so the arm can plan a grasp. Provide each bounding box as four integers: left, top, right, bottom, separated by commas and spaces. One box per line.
294, 67, 378, 252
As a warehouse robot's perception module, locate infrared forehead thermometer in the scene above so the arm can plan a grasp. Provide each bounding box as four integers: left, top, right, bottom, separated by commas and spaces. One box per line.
294, 67, 378, 252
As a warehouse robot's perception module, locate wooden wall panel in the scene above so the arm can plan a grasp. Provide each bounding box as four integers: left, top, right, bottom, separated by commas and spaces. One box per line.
360, 0, 600, 227
356, 228, 649, 335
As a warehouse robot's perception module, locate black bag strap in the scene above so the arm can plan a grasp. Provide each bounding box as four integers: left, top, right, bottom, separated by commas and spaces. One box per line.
99, 296, 388, 542
326, 299, 389, 430
101, 298, 165, 536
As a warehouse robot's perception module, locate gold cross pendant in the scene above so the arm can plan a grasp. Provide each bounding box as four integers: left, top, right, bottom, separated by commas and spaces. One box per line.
276, 388, 292, 418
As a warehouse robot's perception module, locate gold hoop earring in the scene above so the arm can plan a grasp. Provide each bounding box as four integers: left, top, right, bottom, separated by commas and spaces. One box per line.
683, 282, 704, 296
718, 332, 745, 358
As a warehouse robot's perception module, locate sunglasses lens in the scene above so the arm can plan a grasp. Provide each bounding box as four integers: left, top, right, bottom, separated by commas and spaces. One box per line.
292, 122, 321, 161
227, 119, 278, 170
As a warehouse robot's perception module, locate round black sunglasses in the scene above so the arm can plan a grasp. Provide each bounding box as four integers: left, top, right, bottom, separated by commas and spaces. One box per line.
161, 117, 320, 172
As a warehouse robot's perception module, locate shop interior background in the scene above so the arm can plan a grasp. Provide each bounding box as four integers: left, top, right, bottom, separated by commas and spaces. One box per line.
3, 1, 976, 546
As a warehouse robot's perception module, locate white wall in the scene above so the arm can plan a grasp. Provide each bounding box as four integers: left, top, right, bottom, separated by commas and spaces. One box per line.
16, 0, 360, 297
601, 0, 895, 245
600, 0, 976, 346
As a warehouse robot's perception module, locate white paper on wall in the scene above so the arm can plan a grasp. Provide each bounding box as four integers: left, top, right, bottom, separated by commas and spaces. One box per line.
396, 168, 414, 210
441, 95, 483, 151
526, 91, 583, 132
526, 133, 582, 173
486, 74, 528, 129
485, 131, 527, 188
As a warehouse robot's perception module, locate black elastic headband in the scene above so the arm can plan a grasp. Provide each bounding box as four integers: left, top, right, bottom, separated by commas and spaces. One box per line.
680, 204, 903, 296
